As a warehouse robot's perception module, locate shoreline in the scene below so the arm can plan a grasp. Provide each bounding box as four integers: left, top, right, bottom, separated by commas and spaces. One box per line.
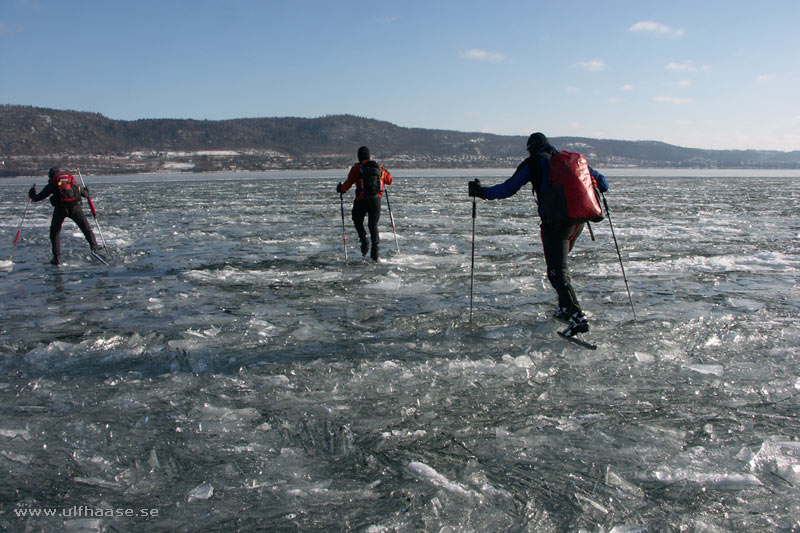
3, 167, 800, 182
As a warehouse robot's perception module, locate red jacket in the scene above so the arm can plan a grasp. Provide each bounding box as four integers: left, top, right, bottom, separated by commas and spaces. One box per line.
339, 161, 393, 200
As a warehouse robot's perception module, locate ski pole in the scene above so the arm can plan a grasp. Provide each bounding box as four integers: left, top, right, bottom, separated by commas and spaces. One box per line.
602, 193, 636, 319
13, 194, 32, 247
384, 188, 400, 253
339, 192, 348, 263
10, 193, 32, 260
469, 196, 477, 325
76, 167, 110, 254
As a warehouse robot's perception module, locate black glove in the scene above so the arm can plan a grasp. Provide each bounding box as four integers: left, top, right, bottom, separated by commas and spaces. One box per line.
468, 179, 485, 199
336, 182, 343, 193
28, 185, 36, 199
83, 186, 91, 199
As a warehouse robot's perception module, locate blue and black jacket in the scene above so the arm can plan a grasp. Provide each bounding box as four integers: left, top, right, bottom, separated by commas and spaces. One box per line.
484, 145, 609, 220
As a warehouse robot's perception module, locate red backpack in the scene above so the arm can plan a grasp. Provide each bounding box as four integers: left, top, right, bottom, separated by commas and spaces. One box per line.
538, 151, 602, 224
53, 173, 81, 204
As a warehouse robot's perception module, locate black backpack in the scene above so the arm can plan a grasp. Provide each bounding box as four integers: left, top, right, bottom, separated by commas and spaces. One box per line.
360, 161, 382, 197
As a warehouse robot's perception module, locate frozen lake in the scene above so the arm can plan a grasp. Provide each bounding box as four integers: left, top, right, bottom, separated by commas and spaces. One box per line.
0, 169, 799, 531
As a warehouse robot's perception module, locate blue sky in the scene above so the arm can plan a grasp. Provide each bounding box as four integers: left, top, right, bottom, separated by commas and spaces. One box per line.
2, 0, 799, 151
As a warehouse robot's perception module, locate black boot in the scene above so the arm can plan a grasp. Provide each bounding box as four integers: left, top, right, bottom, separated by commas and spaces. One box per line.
562, 311, 589, 336
554, 306, 571, 322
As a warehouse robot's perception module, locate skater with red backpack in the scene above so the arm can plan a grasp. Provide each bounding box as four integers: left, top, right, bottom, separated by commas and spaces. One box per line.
28, 167, 102, 265
468, 133, 609, 338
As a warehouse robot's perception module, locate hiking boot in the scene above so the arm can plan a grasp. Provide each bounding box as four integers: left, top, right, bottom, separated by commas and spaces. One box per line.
360, 240, 369, 257
554, 307, 571, 322
563, 311, 589, 336
50, 256, 60, 266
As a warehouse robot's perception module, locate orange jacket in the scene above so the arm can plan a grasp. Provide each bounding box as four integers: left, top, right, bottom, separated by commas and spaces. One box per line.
339, 161, 393, 200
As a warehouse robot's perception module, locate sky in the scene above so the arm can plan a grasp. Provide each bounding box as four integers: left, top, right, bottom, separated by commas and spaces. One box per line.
1, 0, 799, 152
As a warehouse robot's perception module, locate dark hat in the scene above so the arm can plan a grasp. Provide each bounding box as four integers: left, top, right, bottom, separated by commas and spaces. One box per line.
48, 167, 59, 182
357, 146, 370, 162
526, 132, 549, 153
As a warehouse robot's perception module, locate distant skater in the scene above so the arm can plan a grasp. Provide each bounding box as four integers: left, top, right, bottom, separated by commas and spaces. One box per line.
336, 146, 393, 262
468, 133, 609, 336
29, 167, 100, 265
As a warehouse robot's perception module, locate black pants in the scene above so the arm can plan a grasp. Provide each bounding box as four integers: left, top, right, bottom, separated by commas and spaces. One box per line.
50, 204, 98, 258
352, 196, 381, 260
541, 222, 584, 315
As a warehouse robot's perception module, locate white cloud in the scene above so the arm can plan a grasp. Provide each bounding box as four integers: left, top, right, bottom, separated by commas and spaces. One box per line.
620, 84, 634, 91
575, 59, 606, 72
628, 21, 684, 38
566, 86, 581, 94
654, 96, 693, 104
756, 74, 776, 83
0, 22, 23, 36
460, 49, 506, 63
665, 60, 710, 73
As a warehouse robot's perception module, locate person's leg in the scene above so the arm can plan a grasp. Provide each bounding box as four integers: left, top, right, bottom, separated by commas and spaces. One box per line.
567, 223, 584, 252
367, 196, 381, 261
541, 222, 582, 317
49, 207, 67, 264
352, 200, 369, 256
68, 206, 99, 250
542, 222, 589, 333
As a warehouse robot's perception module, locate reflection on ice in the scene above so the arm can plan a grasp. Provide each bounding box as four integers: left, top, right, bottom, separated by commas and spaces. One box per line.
408, 461, 485, 501
750, 438, 800, 487
187, 482, 214, 502
682, 363, 725, 376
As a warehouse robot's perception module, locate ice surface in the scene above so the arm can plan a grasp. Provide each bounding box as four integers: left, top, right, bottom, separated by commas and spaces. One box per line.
0, 173, 798, 531
187, 482, 214, 501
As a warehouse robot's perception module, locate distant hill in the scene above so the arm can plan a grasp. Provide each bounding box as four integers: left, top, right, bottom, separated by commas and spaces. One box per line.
2, 104, 799, 176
